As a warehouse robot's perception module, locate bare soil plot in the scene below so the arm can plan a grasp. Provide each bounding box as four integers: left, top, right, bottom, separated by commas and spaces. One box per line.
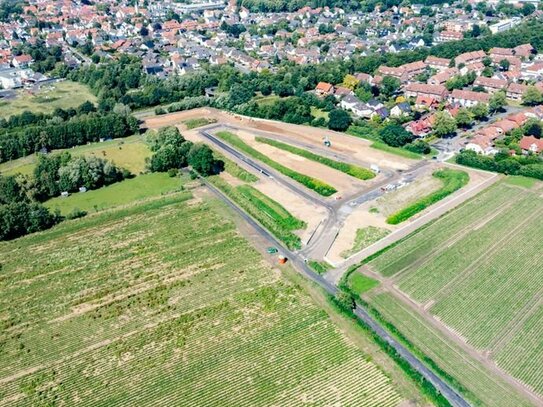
235, 129, 365, 196
254, 178, 327, 244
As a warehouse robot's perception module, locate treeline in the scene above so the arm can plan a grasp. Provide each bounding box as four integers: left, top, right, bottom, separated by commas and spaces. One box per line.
0, 175, 60, 241
32, 152, 130, 201
0, 113, 138, 163
456, 150, 543, 180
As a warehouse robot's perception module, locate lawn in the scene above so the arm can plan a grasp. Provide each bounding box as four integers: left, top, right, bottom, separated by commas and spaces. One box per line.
0, 193, 406, 407
254, 94, 281, 106
256, 137, 375, 180
348, 272, 379, 297
45, 172, 187, 216
308, 260, 333, 275
368, 182, 543, 399
0, 135, 151, 176
310, 106, 329, 120
0, 80, 97, 118
504, 175, 537, 189
215, 131, 337, 196
341, 226, 390, 258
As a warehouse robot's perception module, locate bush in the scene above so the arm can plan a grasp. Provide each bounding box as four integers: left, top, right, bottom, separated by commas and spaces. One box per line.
66, 208, 88, 220
167, 168, 179, 177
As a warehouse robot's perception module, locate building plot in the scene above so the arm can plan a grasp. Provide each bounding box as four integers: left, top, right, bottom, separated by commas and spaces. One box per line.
367, 181, 543, 401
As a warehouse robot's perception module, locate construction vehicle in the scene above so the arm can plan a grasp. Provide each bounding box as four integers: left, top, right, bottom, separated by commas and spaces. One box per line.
323, 136, 331, 147
266, 247, 278, 254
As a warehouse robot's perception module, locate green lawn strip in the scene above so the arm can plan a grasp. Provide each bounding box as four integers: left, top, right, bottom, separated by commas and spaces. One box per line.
45, 173, 188, 216
308, 260, 333, 275
183, 118, 217, 129
211, 150, 258, 183
504, 175, 537, 189
347, 126, 422, 160
255, 137, 375, 181
340, 226, 390, 258
386, 169, 469, 225
208, 176, 304, 249
215, 131, 337, 197
348, 272, 380, 296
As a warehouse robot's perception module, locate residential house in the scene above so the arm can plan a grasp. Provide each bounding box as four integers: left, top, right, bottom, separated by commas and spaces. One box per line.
424, 56, 451, 71
519, 135, 543, 154
12, 54, 33, 68
454, 50, 486, 67
435, 30, 463, 42
514, 43, 535, 59
404, 83, 448, 101
390, 102, 411, 117
473, 76, 508, 93
449, 89, 490, 107
340, 95, 373, 118
506, 82, 529, 100
428, 68, 457, 85
315, 81, 335, 97
466, 135, 498, 155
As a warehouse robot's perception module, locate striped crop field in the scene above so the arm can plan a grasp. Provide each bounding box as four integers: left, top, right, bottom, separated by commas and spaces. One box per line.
367, 182, 543, 399
0, 193, 405, 406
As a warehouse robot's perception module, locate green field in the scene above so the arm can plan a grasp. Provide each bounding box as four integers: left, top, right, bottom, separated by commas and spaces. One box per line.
0, 193, 407, 406
347, 126, 422, 160
215, 131, 337, 196
209, 176, 305, 250
310, 106, 329, 120
183, 117, 217, 129
368, 182, 543, 399
255, 137, 375, 180
308, 260, 333, 275
341, 226, 390, 258
45, 173, 187, 215
386, 169, 469, 225
0, 81, 97, 118
348, 272, 380, 297
212, 150, 258, 182
0, 135, 151, 176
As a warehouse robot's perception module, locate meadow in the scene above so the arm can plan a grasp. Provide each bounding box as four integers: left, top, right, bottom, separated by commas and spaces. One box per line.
0, 135, 150, 176
368, 182, 543, 398
0, 193, 406, 407
0, 81, 97, 118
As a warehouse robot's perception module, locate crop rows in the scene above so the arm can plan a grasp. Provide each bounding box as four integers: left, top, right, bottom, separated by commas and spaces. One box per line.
495, 304, 543, 395
397, 192, 538, 303
0, 194, 402, 406
369, 293, 532, 407
215, 131, 337, 196
369, 183, 519, 276
429, 208, 543, 350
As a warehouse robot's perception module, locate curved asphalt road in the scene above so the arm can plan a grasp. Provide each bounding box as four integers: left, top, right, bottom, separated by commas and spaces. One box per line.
199, 174, 471, 407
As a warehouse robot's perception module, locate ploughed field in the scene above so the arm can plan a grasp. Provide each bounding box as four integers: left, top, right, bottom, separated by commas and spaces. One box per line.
0, 194, 403, 406
368, 182, 543, 398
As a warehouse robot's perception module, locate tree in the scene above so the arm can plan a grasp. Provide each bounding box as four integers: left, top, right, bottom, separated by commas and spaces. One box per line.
521, 3, 535, 16
524, 119, 542, 138
489, 91, 507, 113
335, 291, 355, 311
455, 108, 474, 128
327, 109, 352, 132
342, 74, 359, 90
470, 103, 489, 120
188, 144, 223, 176
380, 124, 413, 147
522, 86, 543, 106
381, 76, 401, 98
433, 111, 457, 137
499, 59, 510, 71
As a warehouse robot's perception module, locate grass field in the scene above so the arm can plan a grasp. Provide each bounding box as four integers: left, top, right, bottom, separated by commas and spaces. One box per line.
45, 173, 187, 216
348, 273, 379, 297
341, 226, 390, 258
208, 176, 305, 250
215, 131, 337, 196
0, 81, 97, 118
255, 137, 375, 180
0, 194, 406, 407
308, 260, 333, 275
212, 150, 258, 183
347, 126, 422, 160
368, 182, 543, 399
310, 106, 329, 121
0, 135, 151, 176
183, 117, 217, 129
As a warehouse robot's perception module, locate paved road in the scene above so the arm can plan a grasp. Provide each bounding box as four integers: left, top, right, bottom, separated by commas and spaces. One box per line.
199, 174, 471, 407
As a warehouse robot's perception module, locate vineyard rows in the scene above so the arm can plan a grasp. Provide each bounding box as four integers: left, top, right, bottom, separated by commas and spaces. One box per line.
367, 182, 543, 400
0, 194, 403, 406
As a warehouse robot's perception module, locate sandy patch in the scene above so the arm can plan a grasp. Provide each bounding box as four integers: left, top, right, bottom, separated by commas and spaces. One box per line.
235, 130, 365, 196
253, 178, 327, 245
